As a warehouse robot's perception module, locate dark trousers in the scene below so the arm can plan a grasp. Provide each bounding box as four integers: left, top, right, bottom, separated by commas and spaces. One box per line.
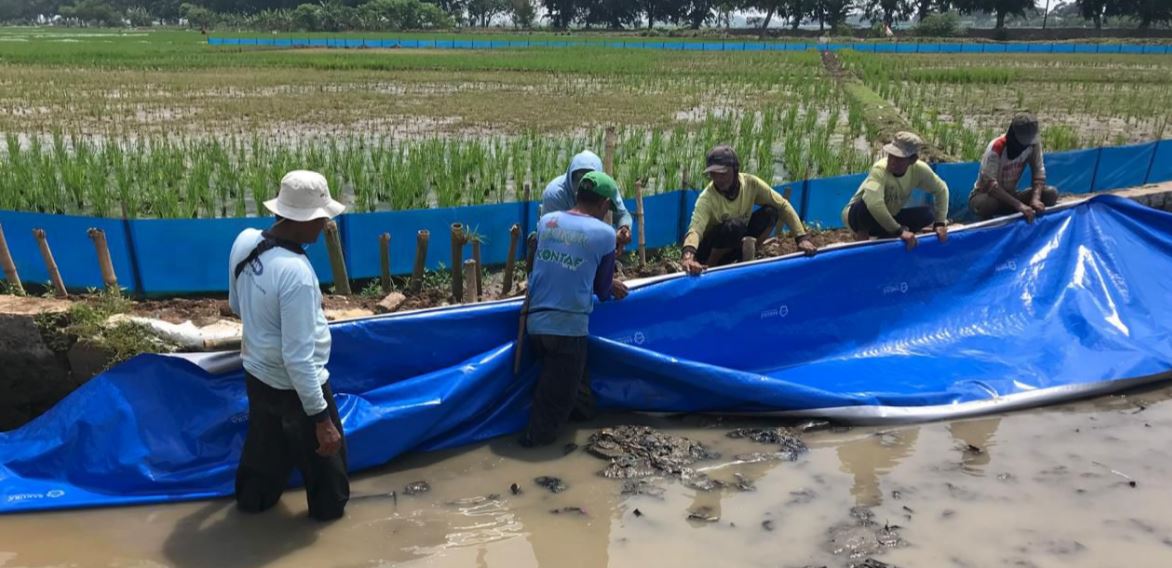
522, 334, 590, 447
695, 206, 778, 266
236, 373, 350, 521
969, 185, 1059, 220
847, 200, 935, 238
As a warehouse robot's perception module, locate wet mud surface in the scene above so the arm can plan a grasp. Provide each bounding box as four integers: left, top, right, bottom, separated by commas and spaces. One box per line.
3, 384, 1172, 567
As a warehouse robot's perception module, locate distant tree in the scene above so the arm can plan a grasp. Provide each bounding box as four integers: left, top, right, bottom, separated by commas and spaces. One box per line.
582, 0, 640, 27
180, 2, 216, 27
60, 0, 122, 25
542, 0, 579, 27
862, 0, 913, 24
914, 0, 950, 20
433, 0, 468, 22
126, 4, 152, 24
1076, 0, 1110, 27
813, 0, 853, 29
360, 0, 454, 28
508, 0, 536, 27
678, 0, 718, 28
467, 0, 508, 25
1120, 0, 1172, 28
955, 0, 1035, 27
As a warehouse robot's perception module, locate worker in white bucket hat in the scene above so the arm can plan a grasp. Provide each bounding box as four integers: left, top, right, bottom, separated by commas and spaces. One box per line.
227, 170, 350, 521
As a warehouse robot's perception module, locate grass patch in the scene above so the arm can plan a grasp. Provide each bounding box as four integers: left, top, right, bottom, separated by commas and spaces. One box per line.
35, 289, 175, 370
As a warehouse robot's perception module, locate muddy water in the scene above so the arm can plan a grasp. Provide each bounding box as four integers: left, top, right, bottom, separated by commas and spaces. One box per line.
3, 385, 1172, 568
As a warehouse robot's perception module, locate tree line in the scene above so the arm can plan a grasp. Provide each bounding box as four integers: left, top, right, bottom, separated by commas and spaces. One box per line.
0, 0, 1167, 31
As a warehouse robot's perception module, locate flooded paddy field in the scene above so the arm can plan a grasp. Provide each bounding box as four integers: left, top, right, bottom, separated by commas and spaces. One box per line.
3, 383, 1171, 568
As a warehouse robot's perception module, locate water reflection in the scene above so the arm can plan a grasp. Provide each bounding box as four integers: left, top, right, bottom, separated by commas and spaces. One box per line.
835, 427, 920, 507
948, 416, 1002, 474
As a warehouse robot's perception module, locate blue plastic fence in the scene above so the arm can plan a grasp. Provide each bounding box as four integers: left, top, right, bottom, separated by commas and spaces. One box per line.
209, 36, 1172, 55
0, 140, 1169, 295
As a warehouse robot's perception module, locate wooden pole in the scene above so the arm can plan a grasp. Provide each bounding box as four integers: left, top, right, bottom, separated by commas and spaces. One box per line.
462, 259, 477, 304
450, 223, 464, 301
741, 236, 757, 263
411, 229, 429, 294
634, 180, 647, 268
379, 233, 391, 293
33, 229, 67, 299
513, 289, 531, 375
603, 126, 617, 174
324, 220, 351, 295
87, 228, 119, 292
0, 223, 23, 295
502, 224, 520, 296
470, 238, 483, 299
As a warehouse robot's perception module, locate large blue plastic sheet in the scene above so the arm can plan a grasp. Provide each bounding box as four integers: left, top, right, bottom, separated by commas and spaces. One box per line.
3, 195, 1170, 514
802, 173, 866, 229
1038, 148, 1099, 194
129, 217, 338, 295
1095, 142, 1157, 192
0, 211, 137, 292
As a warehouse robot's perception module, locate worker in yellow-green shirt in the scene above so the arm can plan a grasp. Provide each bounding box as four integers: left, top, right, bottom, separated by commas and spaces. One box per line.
681, 145, 816, 275
842, 132, 950, 252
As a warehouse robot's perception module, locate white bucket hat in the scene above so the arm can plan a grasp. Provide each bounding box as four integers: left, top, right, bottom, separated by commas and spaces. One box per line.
263, 170, 346, 222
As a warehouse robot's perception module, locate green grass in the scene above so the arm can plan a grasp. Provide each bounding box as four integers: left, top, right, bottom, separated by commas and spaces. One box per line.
0, 29, 1169, 219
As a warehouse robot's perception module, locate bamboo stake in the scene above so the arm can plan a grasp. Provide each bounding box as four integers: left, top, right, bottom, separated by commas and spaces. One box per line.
33, 229, 67, 299
741, 236, 757, 263
462, 259, 477, 304
324, 220, 351, 295
634, 180, 647, 268
87, 228, 118, 291
378, 233, 391, 293
450, 223, 465, 301
470, 238, 483, 299
0, 223, 23, 295
411, 229, 429, 294
603, 126, 617, 174
502, 224, 520, 296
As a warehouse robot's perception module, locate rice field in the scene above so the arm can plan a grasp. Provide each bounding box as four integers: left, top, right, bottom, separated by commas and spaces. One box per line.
0, 28, 1169, 218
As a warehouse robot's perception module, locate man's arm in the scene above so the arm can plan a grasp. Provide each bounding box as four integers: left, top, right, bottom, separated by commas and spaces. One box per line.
752, 179, 807, 238
612, 189, 633, 230
278, 275, 329, 419
593, 251, 616, 301
1028, 143, 1047, 196
920, 165, 950, 224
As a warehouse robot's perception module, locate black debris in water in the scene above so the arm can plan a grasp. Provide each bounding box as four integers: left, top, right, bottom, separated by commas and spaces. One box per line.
563, 443, 579, 455
684, 476, 727, 492
586, 425, 720, 479
827, 507, 907, 560
762, 519, 776, 531
633, 508, 643, 518
550, 506, 587, 516
510, 483, 523, 495
404, 481, 430, 495
534, 476, 568, 493
789, 488, 818, 505
620, 479, 666, 499
902, 506, 914, 514
851, 559, 898, 568
726, 427, 809, 460
687, 506, 720, 523
732, 473, 756, 492
1130, 481, 1138, 488
890, 490, 902, 500
963, 444, 984, 454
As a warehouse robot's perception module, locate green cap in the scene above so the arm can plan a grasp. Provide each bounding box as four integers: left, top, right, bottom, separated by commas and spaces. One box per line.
578, 171, 619, 203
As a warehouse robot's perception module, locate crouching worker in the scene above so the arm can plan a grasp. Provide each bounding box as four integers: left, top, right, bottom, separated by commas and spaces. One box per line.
543, 150, 633, 250
843, 132, 950, 252
520, 171, 629, 448
969, 113, 1057, 222
681, 145, 815, 276
228, 170, 349, 521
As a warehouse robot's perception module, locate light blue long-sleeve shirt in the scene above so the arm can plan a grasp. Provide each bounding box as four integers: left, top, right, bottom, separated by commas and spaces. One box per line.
228, 229, 331, 416
541, 150, 633, 230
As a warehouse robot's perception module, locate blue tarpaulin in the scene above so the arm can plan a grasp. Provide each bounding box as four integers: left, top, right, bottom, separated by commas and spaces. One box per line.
2, 195, 1170, 514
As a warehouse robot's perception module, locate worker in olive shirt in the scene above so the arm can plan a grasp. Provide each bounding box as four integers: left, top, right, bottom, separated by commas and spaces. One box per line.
542, 150, 633, 250
843, 132, 950, 251
681, 145, 815, 275
969, 113, 1058, 222
521, 171, 629, 448
228, 170, 349, 521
